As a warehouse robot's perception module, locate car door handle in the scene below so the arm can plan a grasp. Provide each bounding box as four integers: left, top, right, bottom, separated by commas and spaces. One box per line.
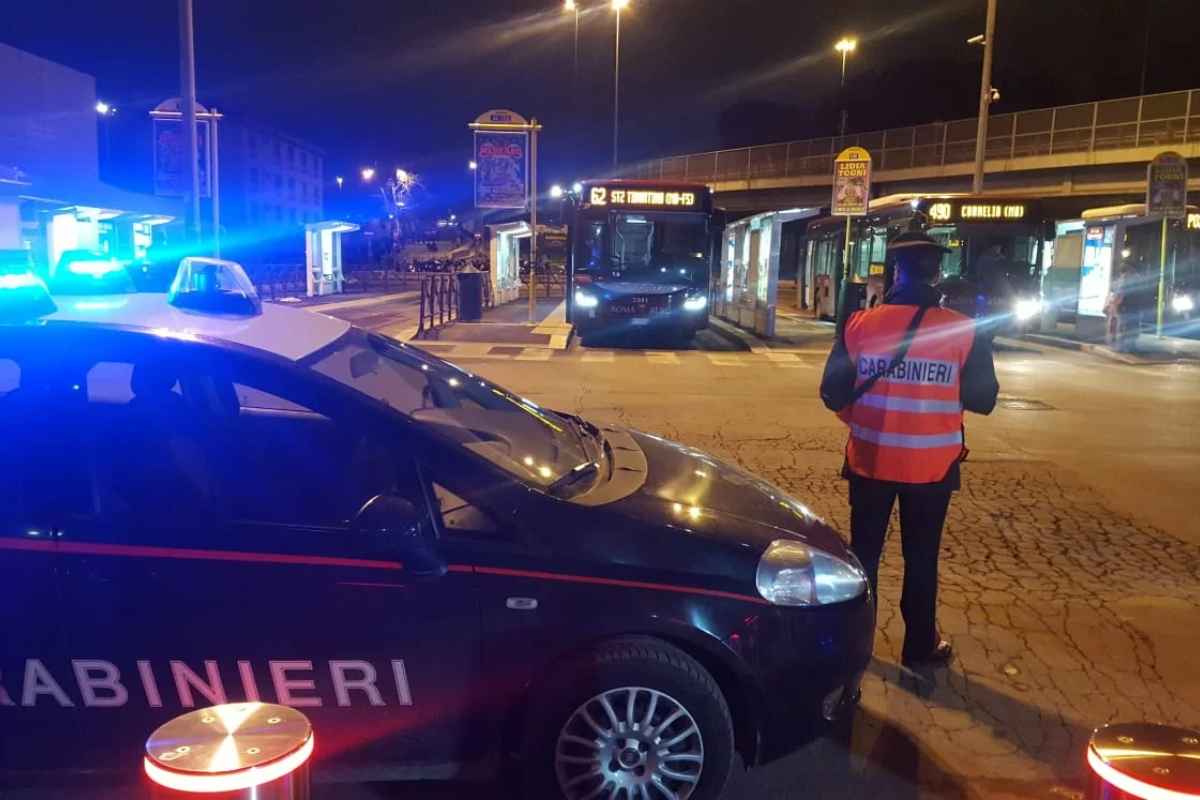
506, 597, 538, 611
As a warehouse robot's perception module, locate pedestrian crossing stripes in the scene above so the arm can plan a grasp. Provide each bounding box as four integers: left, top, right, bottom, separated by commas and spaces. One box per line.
413, 342, 824, 368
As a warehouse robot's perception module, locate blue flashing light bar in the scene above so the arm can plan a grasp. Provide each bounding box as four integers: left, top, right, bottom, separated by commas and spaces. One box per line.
0, 270, 57, 322
168, 257, 262, 317
66, 258, 127, 278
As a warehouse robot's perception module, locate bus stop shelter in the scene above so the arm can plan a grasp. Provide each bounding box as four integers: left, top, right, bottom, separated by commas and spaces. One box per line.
304, 220, 358, 297
715, 208, 818, 337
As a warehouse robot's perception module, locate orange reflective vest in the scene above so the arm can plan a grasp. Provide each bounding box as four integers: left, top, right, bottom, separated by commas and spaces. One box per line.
840, 304, 975, 484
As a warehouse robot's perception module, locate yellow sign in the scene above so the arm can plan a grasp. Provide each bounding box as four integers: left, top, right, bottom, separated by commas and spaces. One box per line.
832, 147, 872, 217
1188, 212, 1200, 230
588, 186, 698, 208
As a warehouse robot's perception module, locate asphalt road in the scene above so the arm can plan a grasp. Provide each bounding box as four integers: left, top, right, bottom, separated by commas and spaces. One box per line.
11, 318, 1197, 800
388, 329, 1195, 800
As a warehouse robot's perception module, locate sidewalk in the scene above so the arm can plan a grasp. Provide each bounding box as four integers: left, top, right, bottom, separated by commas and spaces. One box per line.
270, 289, 417, 312
712, 308, 835, 352
414, 296, 573, 355
1015, 322, 1200, 365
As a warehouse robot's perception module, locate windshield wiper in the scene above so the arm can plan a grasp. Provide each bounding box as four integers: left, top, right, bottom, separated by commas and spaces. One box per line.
547, 461, 600, 498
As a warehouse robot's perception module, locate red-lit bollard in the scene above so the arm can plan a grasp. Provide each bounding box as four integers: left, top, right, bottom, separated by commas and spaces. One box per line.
145, 703, 313, 800
1087, 722, 1200, 800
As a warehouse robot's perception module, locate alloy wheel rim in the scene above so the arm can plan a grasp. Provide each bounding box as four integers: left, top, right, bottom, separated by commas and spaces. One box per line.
555, 686, 704, 800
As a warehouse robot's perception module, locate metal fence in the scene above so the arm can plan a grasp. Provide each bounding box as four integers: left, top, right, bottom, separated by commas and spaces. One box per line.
623, 88, 1200, 184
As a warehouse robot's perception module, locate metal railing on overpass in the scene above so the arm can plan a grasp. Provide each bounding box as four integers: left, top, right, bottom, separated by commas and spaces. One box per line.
623, 88, 1200, 185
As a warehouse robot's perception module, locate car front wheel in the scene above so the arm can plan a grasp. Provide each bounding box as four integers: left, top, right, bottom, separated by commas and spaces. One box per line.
522, 637, 734, 800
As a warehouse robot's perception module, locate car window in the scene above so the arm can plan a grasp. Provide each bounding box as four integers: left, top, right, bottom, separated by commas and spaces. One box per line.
224, 360, 419, 529
433, 483, 498, 535
0, 347, 96, 524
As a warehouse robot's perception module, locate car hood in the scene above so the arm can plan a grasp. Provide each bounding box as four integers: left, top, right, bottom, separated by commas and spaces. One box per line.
603, 430, 850, 559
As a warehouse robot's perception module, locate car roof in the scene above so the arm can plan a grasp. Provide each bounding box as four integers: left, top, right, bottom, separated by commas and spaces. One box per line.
42, 293, 351, 362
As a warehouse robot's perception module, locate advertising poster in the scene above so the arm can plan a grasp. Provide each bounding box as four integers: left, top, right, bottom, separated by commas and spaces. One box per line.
1146, 151, 1188, 219
832, 147, 872, 216
153, 118, 210, 198
1078, 225, 1113, 317
474, 131, 528, 209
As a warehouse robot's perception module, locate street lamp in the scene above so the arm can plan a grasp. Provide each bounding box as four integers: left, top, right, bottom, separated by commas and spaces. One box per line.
361, 166, 376, 182
335, 176, 344, 191
468, 160, 478, 170
94, 100, 114, 115
612, 0, 631, 167
834, 37, 857, 138
572, 181, 583, 194
550, 184, 564, 198
396, 168, 410, 184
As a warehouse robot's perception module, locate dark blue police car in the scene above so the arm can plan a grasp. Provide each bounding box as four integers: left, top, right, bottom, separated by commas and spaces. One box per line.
0, 258, 873, 799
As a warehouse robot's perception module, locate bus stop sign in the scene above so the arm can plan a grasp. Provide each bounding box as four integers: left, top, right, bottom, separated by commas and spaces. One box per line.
1147, 151, 1188, 219
833, 147, 872, 216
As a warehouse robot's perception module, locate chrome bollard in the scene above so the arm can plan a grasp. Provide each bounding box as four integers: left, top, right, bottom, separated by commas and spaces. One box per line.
1086, 722, 1200, 800
144, 702, 313, 800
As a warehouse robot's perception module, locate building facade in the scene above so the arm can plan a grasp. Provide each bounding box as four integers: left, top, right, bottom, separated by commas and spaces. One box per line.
221, 122, 325, 235
0, 42, 177, 270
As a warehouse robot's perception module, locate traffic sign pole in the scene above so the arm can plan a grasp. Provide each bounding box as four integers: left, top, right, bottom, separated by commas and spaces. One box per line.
1157, 216, 1168, 337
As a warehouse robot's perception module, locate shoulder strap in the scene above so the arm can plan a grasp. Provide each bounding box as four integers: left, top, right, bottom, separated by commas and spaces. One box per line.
846, 305, 930, 407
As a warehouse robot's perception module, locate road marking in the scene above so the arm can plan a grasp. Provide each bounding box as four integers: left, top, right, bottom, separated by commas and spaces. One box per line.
581, 351, 616, 363
706, 355, 752, 367
646, 352, 681, 365
514, 348, 553, 361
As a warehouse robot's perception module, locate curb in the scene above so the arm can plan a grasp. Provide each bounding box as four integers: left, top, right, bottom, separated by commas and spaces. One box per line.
1015, 333, 1189, 366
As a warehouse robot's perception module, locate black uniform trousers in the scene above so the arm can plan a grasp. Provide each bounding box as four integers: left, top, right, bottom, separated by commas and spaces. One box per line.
849, 477, 952, 661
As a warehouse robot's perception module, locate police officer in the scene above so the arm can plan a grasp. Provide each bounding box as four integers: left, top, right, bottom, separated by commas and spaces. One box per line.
820, 231, 999, 669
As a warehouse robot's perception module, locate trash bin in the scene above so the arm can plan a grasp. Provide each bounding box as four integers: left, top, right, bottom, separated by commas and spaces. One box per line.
1086, 722, 1200, 800
457, 268, 484, 322
144, 702, 313, 800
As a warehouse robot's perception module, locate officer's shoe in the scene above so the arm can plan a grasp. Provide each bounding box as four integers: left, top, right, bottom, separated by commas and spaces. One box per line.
900, 640, 953, 670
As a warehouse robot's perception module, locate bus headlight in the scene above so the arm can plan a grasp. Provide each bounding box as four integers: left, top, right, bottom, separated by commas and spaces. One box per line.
574, 289, 599, 309
1014, 298, 1042, 321
1172, 294, 1194, 314
683, 294, 707, 312
756, 539, 867, 606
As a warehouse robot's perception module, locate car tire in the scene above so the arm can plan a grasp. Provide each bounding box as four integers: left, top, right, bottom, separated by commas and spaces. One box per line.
521, 637, 735, 800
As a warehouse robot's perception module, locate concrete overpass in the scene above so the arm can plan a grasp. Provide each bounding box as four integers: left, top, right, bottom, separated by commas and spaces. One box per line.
621, 88, 1200, 214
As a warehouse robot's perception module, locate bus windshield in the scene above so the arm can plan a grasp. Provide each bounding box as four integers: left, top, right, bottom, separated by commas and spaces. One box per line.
581, 212, 708, 286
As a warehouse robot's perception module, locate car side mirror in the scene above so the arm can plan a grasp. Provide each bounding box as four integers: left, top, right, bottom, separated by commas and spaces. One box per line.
352, 494, 445, 577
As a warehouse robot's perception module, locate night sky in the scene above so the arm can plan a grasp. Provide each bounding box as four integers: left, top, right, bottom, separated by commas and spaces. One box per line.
6, 0, 1199, 212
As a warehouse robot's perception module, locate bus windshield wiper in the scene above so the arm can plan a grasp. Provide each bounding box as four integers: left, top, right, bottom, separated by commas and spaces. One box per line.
547, 461, 601, 498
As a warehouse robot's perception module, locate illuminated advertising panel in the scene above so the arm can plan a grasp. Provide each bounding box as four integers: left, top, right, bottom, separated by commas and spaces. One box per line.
1078, 225, 1114, 317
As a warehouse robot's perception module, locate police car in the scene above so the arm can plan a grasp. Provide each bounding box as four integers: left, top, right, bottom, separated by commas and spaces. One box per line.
0, 257, 873, 799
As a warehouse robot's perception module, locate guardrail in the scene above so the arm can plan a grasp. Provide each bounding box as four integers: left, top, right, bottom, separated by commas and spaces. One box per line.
622, 88, 1200, 184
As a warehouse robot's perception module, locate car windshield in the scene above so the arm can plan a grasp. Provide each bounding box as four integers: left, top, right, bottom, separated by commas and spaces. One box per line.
307, 328, 594, 489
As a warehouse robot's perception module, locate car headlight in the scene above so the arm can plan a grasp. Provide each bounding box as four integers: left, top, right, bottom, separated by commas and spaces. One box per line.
683, 293, 707, 312
574, 289, 599, 309
1014, 298, 1042, 321
755, 539, 867, 606
1172, 294, 1194, 313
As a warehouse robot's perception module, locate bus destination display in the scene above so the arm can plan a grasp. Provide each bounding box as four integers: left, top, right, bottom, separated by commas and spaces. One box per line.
928, 201, 1027, 223
587, 185, 700, 210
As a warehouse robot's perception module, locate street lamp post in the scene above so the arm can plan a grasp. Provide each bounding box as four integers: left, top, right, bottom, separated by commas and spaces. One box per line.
565, 0, 580, 175
179, 0, 201, 241
612, 0, 630, 168
972, 0, 998, 194
834, 37, 857, 138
